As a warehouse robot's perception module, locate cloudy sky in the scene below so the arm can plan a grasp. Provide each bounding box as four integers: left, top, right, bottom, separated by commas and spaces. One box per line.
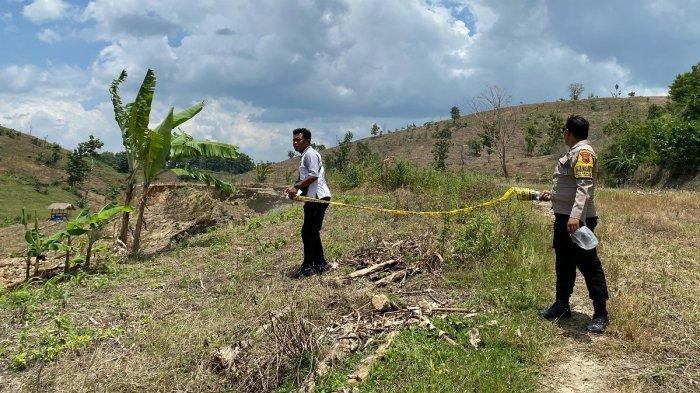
1, 0, 698, 161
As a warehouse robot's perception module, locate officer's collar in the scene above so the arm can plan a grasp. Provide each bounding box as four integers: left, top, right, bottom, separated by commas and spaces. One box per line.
569, 139, 589, 151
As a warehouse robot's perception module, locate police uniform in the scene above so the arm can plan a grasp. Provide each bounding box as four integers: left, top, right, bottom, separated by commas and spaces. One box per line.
551, 140, 609, 311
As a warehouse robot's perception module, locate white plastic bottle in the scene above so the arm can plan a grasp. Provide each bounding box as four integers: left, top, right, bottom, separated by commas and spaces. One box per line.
570, 226, 599, 250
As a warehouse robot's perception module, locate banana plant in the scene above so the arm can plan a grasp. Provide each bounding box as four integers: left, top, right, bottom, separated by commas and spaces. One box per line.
110, 69, 240, 255
21, 209, 62, 280
63, 203, 133, 268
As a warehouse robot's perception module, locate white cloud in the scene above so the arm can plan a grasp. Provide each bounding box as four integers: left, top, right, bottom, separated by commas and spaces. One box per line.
22, 0, 70, 23
36, 28, 60, 43
1, 12, 13, 22
2, 0, 695, 162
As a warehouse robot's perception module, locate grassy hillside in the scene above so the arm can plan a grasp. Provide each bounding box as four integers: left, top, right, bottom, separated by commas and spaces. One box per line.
259, 96, 667, 184
0, 126, 125, 225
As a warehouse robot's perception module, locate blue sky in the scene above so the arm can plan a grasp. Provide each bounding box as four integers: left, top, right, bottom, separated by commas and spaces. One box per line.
1, 0, 699, 161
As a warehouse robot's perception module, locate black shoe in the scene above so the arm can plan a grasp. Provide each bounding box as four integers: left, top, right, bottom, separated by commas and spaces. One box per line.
586, 315, 609, 333
291, 266, 314, 279
313, 262, 331, 274
538, 302, 572, 319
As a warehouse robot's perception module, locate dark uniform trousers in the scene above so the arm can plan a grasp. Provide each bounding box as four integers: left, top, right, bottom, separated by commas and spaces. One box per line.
302, 197, 330, 268
553, 214, 609, 303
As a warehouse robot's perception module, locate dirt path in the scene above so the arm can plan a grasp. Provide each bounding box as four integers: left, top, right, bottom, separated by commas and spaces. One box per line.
539, 276, 620, 393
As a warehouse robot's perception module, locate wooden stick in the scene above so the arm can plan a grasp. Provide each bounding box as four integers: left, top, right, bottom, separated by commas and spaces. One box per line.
347, 330, 399, 384
374, 270, 407, 287
348, 260, 397, 278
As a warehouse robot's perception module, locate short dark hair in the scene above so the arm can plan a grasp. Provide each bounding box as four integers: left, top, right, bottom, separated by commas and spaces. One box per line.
292, 128, 311, 140
564, 115, 589, 140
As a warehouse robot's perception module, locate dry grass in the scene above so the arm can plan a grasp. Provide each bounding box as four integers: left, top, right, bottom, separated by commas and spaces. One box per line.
595, 188, 700, 390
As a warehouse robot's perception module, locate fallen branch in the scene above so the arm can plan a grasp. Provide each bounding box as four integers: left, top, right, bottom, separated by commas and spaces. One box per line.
348, 260, 397, 279
374, 270, 407, 287
347, 330, 399, 384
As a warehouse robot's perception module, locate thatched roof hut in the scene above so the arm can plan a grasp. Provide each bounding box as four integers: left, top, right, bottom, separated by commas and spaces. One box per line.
48, 203, 76, 220
47, 203, 76, 211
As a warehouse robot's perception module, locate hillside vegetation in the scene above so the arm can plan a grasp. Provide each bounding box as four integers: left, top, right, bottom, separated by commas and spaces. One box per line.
0, 127, 124, 225
262, 96, 671, 185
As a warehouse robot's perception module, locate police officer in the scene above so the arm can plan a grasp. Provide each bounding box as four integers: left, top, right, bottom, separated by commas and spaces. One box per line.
284, 128, 332, 279
538, 115, 609, 333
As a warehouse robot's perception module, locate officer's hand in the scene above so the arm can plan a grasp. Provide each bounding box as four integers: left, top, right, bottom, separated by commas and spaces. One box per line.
539, 190, 551, 201
567, 217, 581, 234
284, 187, 298, 198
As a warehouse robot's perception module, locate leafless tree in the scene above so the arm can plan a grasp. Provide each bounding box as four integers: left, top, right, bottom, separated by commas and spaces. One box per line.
469, 85, 517, 178
568, 83, 584, 100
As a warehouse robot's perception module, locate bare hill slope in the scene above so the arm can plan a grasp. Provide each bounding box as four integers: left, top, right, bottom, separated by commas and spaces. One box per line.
263, 96, 666, 183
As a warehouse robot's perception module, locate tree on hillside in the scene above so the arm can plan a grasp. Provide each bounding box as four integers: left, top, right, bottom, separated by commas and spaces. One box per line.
568, 83, 584, 100
523, 122, 541, 156
179, 154, 254, 174
479, 125, 495, 162
432, 126, 452, 170
78, 134, 104, 157
467, 138, 482, 156
287, 150, 296, 159
371, 123, 380, 136
99, 151, 130, 173
109, 69, 240, 255
66, 135, 104, 186
450, 106, 461, 124
538, 112, 564, 155
326, 131, 353, 170
470, 86, 517, 177
66, 149, 89, 187
355, 141, 374, 164
668, 62, 700, 120
611, 83, 622, 98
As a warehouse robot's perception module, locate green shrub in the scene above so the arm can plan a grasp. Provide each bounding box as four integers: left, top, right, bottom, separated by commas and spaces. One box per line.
381, 160, 413, 189
650, 116, 700, 173
337, 163, 364, 190
452, 212, 494, 263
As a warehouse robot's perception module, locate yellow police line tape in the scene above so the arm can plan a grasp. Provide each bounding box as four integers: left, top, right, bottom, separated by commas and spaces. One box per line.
291, 186, 539, 217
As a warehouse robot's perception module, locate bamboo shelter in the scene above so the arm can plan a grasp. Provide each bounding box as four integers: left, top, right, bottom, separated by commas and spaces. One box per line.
47, 203, 76, 221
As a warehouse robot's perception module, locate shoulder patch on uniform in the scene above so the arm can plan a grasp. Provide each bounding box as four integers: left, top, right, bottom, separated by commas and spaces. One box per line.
573, 149, 594, 179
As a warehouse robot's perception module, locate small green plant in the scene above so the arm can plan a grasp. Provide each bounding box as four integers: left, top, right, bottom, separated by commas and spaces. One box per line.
63, 203, 133, 269
21, 209, 63, 280
452, 212, 494, 263
9, 314, 123, 371
254, 162, 275, 183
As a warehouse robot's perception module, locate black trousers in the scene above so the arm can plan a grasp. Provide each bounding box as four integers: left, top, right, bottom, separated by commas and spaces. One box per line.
301, 197, 330, 268
553, 214, 609, 303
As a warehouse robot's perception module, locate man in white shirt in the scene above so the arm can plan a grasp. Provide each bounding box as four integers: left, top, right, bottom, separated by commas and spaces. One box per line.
284, 128, 332, 278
